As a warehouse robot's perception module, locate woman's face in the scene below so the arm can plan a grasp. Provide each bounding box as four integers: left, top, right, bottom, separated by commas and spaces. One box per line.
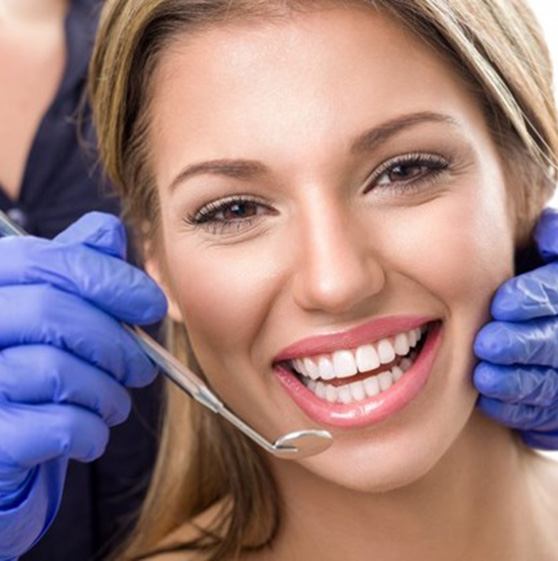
148, 5, 516, 491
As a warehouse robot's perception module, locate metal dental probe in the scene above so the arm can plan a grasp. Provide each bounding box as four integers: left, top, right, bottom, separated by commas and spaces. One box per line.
0, 210, 333, 459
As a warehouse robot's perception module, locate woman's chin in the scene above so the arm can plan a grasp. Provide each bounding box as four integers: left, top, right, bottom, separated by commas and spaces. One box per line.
282, 385, 479, 495
290, 431, 450, 494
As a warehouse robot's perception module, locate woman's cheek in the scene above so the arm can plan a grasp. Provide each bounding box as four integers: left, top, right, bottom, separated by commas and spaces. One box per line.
167, 240, 279, 361
382, 187, 515, 317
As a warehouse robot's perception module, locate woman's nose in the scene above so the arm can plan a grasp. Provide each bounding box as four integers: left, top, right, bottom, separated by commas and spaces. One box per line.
290, 200, 386, 315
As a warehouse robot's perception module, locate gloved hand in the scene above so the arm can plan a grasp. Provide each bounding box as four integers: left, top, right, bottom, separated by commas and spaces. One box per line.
474, 207, 558, 450
0, 212, 167, 560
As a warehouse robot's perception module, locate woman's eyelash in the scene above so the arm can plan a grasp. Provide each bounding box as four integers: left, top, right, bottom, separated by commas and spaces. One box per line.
365, 152, 450, 194
184, 152, 451, 235
184, 195, 271, 235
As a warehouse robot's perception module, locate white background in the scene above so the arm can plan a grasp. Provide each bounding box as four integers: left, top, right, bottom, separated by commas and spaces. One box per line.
529, 1, 558, 93
528, 1, 558, 206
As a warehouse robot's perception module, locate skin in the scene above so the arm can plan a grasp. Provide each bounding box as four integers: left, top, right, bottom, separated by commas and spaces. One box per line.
0, 0, 68, 199
146, 5, 558, 560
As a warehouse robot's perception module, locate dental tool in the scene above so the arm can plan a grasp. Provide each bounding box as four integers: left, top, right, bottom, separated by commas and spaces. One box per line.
0, 210, 333, 459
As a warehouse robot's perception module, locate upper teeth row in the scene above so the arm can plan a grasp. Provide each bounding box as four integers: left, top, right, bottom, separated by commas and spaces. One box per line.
290, 326, 425, 381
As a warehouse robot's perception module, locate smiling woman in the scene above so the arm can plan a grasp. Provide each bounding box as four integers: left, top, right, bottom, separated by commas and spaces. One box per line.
89, 1, 558, 560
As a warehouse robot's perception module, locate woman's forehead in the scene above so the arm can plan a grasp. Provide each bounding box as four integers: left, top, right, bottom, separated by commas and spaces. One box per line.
149, 5, 486, 187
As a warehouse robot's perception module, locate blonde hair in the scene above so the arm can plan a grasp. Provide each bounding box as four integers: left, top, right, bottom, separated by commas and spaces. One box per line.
89, 1, 558, 559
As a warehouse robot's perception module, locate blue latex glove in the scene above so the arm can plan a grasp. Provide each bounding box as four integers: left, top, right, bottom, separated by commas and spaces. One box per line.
474, 207, 558, 450
0, 212, 167, 560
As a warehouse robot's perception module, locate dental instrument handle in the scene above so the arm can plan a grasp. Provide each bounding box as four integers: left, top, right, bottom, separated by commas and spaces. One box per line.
0, 212, 26, 236
124, 324, 223, 414
126, 325, 288, 452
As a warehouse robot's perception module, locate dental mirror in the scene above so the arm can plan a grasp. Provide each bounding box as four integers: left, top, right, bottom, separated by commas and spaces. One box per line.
0, 209, 334, 459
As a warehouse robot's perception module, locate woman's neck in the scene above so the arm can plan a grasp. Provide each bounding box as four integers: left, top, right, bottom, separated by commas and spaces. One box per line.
263, 412, 557, 561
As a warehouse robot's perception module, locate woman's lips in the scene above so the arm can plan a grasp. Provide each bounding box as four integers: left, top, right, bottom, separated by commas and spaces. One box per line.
273, 315, 434, 362
274, 321, 443, 429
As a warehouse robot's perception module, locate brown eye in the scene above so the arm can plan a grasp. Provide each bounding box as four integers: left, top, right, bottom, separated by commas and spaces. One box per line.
185, 194, 275, 236
378, 163, 431, 185
220, 201, 260, 221
370, 153, 450, 193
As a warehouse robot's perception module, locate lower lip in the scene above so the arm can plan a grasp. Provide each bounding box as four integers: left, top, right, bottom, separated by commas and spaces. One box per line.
274, 321, 443, 429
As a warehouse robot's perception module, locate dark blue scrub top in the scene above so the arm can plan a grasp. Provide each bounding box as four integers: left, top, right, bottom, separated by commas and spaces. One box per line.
0, 0, 117, 238
0, 1, 162, 559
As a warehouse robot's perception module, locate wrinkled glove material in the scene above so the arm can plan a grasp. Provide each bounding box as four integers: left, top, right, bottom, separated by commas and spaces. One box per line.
474, 208, 558, 449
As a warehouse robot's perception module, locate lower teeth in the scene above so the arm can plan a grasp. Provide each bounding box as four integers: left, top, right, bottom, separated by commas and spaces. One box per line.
301, 349, 418, 404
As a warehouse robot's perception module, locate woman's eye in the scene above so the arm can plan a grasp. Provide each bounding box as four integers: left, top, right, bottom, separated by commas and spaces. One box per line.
377, 163, 429, 185
185, 196, 271, 235
213, 200, 260, 221
370, 153, 450, 192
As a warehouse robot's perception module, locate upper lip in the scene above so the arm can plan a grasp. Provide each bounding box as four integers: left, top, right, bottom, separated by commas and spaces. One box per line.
272, 315, 437, 364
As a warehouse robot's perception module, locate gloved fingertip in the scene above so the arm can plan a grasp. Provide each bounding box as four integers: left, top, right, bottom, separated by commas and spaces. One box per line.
476, 396, 502, 425
83, 424, 110, 463
473, 363, 497, 393
54, 212, 127, 259
136, 288, 168, 325
83, 216, 127, 260
490, 284, 520, 320
106, 394, 132, 428
473, 324, 507, 360
125, 362, 160, 389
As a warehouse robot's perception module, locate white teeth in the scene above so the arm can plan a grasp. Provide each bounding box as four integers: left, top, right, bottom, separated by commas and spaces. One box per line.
302, 362, 409, 404
298, 326, 427, 403
317, 356, 336, 380
393, 332, 410, 356
315, 381, 327, 399
349, 380, 366, 401
302, 357, 320, 380
355, 344, 380, 372
338, 386, 353, 404
377, 339, 396, 364
409, 327, 422, 347
364, 375, 380, 397
289, 324, 428, 381
391, 365, 403, 381
325, 384, 338, 403
377, 370, 394, 392
332, 350, 358, 378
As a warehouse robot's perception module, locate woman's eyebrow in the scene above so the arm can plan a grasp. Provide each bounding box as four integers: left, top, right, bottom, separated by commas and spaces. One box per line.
168, 111, 459, 193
